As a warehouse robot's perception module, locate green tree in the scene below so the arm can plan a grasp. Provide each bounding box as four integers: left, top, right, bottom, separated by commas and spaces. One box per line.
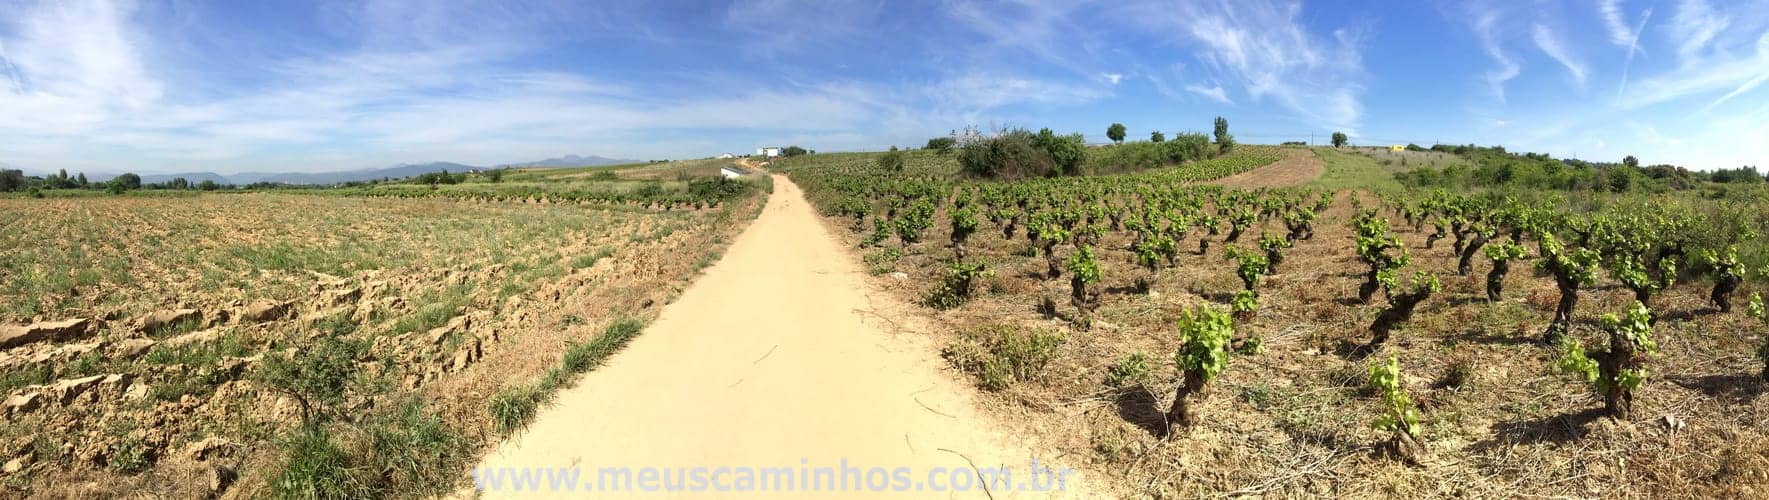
0, 169, 22, 192
1106, 123, 1126, 144
112, 173, 142, 191
1622, 155, 1639, 168
1150, 131, 1165, 143
924, 136, 956, 153
1331, 132, 1349, 148
198, 180, 220, 191
1213, 116, 1234, 154
781, 146, 808, 157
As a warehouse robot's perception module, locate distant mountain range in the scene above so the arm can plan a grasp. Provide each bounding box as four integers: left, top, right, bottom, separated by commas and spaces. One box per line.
2, 154, 635, 186
500, 154, 633, 168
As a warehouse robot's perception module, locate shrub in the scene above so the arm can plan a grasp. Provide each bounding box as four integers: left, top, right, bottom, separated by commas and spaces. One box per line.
925, 136, 957, 153
781, 146, 808, 157
1705, 247, 1747, 313
1105, 352, 1151, 388
1369, 355, 1424, 462
1483, 239, 1526, 301
863, 248, 901, 275
1367, 271, 1442, 351
877, 147, 905, 173
1167, 304, 1235, 433
957, 128, 1085, 178
942, 325, 1065, 390
413, 170, 463, 185
925, 260, 994, 309
1066, 244, 1100, 318
1537, 234, 1600, 344
254, 332, 366, 426
1556, 301, 1656, 419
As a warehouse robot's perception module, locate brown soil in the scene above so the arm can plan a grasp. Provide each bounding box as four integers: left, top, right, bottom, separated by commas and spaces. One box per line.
1207, 147, 1324, 188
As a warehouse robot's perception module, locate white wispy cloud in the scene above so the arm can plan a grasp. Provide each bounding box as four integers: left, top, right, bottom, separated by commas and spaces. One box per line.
1624, 31, 1769, 108
1668, 0, 1730, 59
1471, 9, 1521, 102
1597, 0, 1639, 48
1130, 0, 1364, 128
1532, 23, 1588, 86
1184, 83, 1232, 104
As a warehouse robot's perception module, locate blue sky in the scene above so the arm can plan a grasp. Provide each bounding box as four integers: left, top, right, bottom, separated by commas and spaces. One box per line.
1, 0, 1766, 174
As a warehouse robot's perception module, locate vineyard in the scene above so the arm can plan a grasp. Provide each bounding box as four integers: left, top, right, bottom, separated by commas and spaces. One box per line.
774, 145, 1769, 496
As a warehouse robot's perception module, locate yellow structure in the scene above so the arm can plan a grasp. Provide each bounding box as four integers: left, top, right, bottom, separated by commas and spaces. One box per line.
1390, 145, 1405, 152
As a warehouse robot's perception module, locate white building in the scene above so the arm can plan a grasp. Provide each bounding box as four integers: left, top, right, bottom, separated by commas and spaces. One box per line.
717, 153, 735, 159
756, 147, 781, 158
720, 165, 749, 179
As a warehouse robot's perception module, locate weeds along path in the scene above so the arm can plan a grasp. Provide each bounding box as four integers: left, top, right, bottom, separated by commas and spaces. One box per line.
472, 175, 1091, 498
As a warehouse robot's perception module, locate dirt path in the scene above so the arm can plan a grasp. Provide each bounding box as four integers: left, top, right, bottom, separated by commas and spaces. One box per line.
471, 176, 1090, 498
1206, 147, 1324, 188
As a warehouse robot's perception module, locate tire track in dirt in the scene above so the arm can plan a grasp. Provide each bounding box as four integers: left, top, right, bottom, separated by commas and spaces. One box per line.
1205, 147, 1324, 188
470, 175, 1091, 498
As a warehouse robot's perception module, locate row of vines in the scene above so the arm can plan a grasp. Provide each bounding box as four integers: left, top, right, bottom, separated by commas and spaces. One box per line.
779, 146, 1768, 464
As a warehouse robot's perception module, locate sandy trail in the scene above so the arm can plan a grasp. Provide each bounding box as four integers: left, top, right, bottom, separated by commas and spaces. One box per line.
472, 175, 1088, 498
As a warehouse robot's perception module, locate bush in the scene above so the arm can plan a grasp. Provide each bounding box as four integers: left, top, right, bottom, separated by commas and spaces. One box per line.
1105, 352, 1151, 388
413, 170, 465, 185
925, 136, 956, 153
877, 147, 905, 173
958, 129, 1051, 179
942, 325, 1065, 390
863, 248, 901, 275
781, 146, 808, 157
925, 260, 993, 309
254, 332, 366, 425
956, 128, 1085, 178
1034, 128, 1086, 176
